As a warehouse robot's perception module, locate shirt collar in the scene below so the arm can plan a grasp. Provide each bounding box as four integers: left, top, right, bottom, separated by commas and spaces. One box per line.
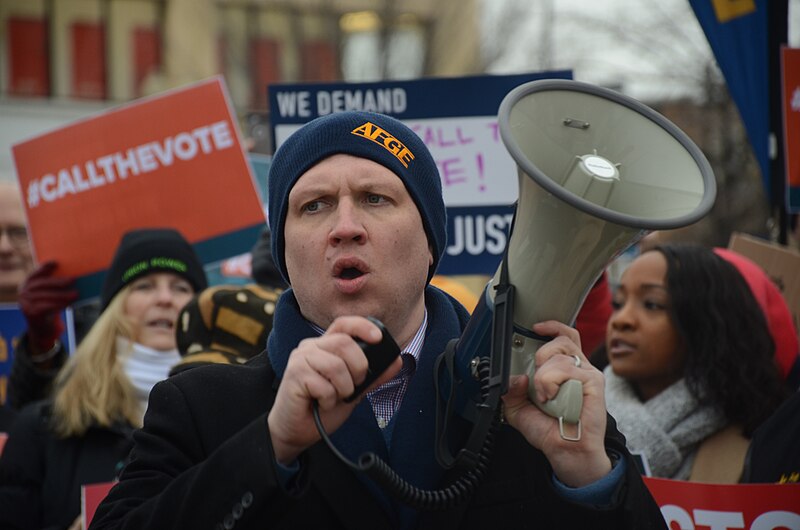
307, 310, 428, 360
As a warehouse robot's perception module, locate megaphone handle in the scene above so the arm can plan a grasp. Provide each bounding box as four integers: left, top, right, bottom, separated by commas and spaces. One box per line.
511, 334, 583, 440
529, 378, 583, 441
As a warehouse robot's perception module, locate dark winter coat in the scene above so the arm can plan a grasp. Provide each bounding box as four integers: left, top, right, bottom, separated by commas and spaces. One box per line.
0, 400, 134, 530
91, 287, 666, 530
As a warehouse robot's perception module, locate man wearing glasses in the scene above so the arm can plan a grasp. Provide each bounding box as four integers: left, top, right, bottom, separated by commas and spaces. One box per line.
0, 181, 83, 416
1, 181, 35, 429
0, 182, 33, 304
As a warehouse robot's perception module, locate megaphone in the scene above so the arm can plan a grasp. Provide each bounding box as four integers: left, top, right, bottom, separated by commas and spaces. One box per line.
440, 79, 716, 444
316, 79, 718, 510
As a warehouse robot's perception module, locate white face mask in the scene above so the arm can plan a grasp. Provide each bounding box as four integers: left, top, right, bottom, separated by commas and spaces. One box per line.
117, 337, 181, 418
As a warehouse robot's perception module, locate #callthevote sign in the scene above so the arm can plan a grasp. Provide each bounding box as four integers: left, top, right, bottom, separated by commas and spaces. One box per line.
13, 76, 265, 301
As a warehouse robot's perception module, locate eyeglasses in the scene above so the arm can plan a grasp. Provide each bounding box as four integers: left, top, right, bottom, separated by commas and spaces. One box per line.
0, 225, 30, 248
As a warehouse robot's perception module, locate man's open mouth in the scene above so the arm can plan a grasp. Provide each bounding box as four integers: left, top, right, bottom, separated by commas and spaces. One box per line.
333, 259, 369, 281
338, 267, 364, 280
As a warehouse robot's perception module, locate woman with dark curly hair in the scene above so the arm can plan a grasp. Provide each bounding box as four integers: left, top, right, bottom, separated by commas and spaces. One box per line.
603, 243, 789, 483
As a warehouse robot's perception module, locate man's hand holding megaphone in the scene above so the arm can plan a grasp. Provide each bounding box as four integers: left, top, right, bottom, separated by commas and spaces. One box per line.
501, 320, 612, 488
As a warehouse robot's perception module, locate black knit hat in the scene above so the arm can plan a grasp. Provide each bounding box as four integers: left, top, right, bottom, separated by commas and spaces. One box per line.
100, 228, 208, 308
249, 226, 287, 289
267, 111, 446, 285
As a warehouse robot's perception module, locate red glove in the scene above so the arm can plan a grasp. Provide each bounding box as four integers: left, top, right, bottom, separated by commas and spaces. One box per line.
17, 261, 78, 354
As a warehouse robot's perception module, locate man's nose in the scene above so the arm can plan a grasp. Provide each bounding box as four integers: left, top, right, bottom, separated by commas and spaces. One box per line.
0, 230, 13, 252
329, 201, 366, 244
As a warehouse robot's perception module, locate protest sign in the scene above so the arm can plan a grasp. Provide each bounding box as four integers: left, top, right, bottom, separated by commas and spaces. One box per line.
728, 232, 800, 344
81, 481, 116, 529
783, 47, 800, 212
0, 304, 74, 406
643, 477, 800, 530
268, 72, 573, 275
12, 76, 265, 300
203, 153, 270, 286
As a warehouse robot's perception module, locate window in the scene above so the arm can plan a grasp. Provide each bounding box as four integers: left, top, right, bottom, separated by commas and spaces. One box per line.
133, 27, 162, 98
8, 17, 50, 97
71, 22, 106, 99
251, 37, 281, 109
301, 40, 337, 81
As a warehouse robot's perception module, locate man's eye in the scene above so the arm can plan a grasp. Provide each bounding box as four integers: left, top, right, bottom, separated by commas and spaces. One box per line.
366, 194, 385, 204
8, 227, 27, 239
303, 201, 321, 213
611, 299, 623, 310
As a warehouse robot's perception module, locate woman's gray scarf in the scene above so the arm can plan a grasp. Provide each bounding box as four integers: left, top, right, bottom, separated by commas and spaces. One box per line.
604, 366, 726, 480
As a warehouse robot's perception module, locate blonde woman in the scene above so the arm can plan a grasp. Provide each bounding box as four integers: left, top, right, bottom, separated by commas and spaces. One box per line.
0, 228, 206, 530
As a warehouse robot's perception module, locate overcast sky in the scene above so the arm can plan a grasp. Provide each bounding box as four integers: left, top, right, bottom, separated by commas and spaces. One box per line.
482, 0, 800, 102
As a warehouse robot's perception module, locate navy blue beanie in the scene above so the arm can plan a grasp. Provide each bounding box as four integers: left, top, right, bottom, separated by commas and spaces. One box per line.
268, 111, 446, 284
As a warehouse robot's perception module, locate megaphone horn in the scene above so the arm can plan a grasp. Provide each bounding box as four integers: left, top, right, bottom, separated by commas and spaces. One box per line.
445, 79, 716, 442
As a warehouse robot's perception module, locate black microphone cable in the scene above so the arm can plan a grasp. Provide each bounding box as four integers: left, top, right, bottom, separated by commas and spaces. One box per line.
311, 357, 499, 511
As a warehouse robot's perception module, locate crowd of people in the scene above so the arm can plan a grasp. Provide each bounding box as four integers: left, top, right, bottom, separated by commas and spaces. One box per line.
0, 109, 796, 529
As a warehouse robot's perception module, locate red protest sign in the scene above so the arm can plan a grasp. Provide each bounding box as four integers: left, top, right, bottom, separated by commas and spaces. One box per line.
643, 477, 800, 530
81, 481, 115, 528
782, 47, 800, 211
12, 76, 265, 299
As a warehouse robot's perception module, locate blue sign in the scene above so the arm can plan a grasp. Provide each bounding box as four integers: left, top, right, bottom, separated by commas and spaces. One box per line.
0, 305, 73, 405
689, 0, 771, 199
438, 205, 516, 275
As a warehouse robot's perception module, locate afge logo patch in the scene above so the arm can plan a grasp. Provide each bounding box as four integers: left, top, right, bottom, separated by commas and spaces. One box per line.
351, 122, 415, 168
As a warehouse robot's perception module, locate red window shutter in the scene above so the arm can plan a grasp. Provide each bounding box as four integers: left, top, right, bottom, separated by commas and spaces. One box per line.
133, 27, 162, 97
301, 40, 337, 82
71, 22, 106, 99
217, 34, 227, 74
250, 38, 281, 109
8, 17, 50, 97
